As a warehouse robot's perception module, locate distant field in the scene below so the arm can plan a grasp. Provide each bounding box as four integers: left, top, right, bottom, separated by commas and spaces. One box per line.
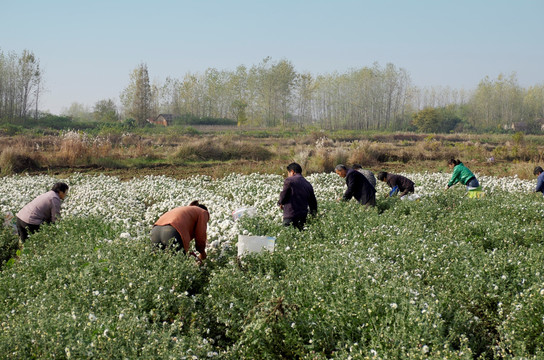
1, 129, 543, 179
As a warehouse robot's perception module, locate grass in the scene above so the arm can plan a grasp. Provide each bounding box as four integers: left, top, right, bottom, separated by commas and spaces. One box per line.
1, 129, 544, 179
1, 173, 543, 358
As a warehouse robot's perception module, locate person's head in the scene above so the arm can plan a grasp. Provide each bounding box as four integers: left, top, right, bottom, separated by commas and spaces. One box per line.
334, 164, 348, 178
534, 166, 543, 176
352, 164, 362, 170
51, 182, 69, 200
377, 172, 388, 182
286, 162, 303, 177
448, 158, 461, 168
189, 200, 208, 212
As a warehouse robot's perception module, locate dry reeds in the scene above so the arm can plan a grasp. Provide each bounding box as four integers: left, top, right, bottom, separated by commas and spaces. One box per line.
173, 137, 272, 162
0, 147, 41, 175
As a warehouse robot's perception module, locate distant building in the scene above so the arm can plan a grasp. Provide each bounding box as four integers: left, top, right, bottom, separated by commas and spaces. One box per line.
147, 114, 174, 126
502, 122, 528, 132
512, 122, 528, 132
503, 119, 544, 133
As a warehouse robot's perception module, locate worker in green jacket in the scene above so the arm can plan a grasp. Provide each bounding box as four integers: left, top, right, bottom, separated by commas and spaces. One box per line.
445, 159, 480, 191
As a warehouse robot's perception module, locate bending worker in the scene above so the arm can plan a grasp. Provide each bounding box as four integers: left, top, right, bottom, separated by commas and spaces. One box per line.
16, 182, 69, 242
335, 164, 376, 207
445, 159, 480, 191
377, 171, 415, 197
151, 200, 210, 262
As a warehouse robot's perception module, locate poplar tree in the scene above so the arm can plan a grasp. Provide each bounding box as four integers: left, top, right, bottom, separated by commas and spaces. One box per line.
120, 63, 153, 126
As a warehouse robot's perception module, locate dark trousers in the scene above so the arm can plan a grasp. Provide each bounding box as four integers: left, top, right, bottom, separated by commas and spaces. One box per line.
151, 225, 184, 251
466, 177, 480, 188
283, 214, 308, 231
16, 217, 41, 243
361, 195, 376, 207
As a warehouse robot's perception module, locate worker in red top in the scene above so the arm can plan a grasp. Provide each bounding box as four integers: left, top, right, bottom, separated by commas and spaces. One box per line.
151, 200, 209, 262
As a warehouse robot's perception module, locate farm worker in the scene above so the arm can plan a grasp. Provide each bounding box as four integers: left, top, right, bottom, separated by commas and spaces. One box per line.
377, 171, 415, 198
15, 182, 69, 243
352, 164, 376, 188
335, 164, 376, 207
534, 166, 544, 195
151, 200, 209, 263
278, 162, 318, 230
445, 159, 479, 191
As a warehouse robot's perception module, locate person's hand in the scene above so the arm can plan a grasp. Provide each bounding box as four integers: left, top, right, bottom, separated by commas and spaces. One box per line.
279, 204, 284, 210
190, 251, 203, 266
444, 186, 449, 191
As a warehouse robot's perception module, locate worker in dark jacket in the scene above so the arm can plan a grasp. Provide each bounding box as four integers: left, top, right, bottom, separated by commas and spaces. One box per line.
335, 164, 376, 207
278, 162, 318, 230
377, 171, 415, 197
352, 164, 376, 188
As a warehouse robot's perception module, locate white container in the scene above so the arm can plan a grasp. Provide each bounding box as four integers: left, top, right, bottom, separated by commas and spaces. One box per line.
237, 235, 275, 256
232, 207, 257, 221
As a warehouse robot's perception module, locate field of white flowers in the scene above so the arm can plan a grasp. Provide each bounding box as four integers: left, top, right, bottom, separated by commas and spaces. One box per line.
1, 171, 544, 359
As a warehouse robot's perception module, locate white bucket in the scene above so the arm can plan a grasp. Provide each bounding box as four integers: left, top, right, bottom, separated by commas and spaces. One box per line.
232, 207, 257, 221
237, 235, 275, 256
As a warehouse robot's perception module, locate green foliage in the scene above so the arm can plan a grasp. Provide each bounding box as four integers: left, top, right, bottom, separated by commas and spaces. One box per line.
2, 114, 97, 131
512, 131, 525, 146
0, 122, 23, 135
0, 227, 19, 269
412, 107, 462, 133
93, 99, 119, 122
412, 107, 442, 133
0, 217, 207, 358
174, 114, 237, 126
2, 189, 544, 358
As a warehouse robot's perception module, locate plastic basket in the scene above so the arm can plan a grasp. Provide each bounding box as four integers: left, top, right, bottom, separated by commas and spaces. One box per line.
232, 207, 257, 221
467, 186, 485, 198
237, 235, 275, 256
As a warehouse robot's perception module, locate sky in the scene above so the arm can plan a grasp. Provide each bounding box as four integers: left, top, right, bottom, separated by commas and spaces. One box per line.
2, 0, 543, 115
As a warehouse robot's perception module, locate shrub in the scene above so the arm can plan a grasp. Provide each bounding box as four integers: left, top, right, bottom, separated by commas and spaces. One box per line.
0, 226, 19, 269
0, 123, 23, 136
173, 138, 272, 162
0, 148, 40, 175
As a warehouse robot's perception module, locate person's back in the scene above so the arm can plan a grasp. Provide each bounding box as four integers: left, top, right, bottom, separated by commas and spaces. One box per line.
345, 169, 376, 206
352, 164, 376, 188
448, 162, 475, 186
17, 190, 61, 225
15, 182, 68, 243
386, 174, 414, 194
279, 174, 317, 218
154, 205, 209, 254
358, 169, 376, 188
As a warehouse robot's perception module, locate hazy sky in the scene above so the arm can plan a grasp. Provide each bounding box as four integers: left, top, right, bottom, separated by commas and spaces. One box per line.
2, 0, 543, 115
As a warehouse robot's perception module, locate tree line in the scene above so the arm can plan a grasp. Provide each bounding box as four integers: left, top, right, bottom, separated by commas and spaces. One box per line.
121, 59, 415, 130
120, 58, 544, 133
0, 49, 42, 121
2, 49, 544, 133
